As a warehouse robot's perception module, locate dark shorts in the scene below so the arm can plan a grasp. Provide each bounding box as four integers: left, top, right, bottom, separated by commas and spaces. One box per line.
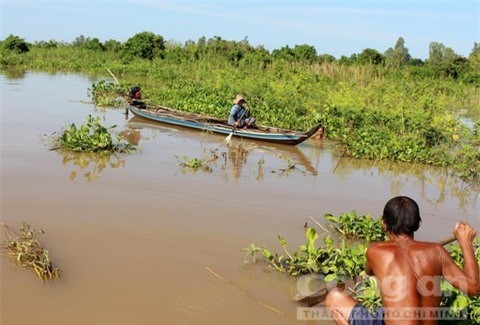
348, 303, 384, 325
239, 117, 255, 127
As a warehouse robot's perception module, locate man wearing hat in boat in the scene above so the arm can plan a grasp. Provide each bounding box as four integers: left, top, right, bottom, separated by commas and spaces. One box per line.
228, 94, 255, 128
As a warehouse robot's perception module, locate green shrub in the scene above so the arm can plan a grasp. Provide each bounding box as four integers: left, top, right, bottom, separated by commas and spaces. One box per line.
1, 34, 29, 54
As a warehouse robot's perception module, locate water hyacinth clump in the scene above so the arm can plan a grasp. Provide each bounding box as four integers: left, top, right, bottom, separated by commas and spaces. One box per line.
88, 80, 127, 107
49, 115, 136, 154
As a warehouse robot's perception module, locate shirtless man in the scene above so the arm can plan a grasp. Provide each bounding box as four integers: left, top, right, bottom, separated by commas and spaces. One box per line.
325, 196, 480, 324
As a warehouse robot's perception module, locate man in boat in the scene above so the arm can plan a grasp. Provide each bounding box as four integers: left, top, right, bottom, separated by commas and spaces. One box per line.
228, 94, 255, 128
325, 196, 479, 325
128, 86, 146, 109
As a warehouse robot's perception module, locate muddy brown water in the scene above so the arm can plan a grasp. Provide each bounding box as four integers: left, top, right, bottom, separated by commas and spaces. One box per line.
1, 72, 478, 325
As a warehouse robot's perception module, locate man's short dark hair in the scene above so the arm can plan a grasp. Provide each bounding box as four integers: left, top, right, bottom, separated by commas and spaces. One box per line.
382, 196, 422, 236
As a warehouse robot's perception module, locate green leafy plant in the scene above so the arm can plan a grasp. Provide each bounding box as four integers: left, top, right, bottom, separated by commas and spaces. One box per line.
438, 240, 480, 324
49, 115, 135, 154
176, 156, 210, 170
244, 227, 367, 279
271, 157, 306, 175
88, 80, 126, 107
324, 211, 387, 242
1, 34, 30, 54
1, 223, 60, 280
351, 276, 382, 311
175, 149, 218, 173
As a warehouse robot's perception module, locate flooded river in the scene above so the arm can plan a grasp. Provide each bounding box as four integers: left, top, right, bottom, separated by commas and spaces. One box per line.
1, 71, 478, 324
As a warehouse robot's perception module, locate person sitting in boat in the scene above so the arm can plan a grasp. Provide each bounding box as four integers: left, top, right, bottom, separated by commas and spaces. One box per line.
228, 94, 255, 128
128, 86, 146, 109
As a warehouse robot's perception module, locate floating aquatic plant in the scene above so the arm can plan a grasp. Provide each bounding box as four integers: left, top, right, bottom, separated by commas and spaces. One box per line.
48, 115, 136, 154
175, 148, 219, 173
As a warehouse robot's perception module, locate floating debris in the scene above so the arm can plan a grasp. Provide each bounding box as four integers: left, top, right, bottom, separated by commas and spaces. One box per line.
2, 223, 60, 280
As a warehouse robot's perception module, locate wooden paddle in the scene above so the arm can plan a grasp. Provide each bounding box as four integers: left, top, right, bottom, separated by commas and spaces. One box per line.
296, 234, 457, 307
437, 234, 457, 247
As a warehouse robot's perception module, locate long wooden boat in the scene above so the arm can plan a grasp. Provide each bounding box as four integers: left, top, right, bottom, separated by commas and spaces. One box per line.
127, 102, 323, 146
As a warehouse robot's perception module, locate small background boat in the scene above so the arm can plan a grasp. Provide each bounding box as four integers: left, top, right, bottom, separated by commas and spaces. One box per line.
126, 102, 323, 146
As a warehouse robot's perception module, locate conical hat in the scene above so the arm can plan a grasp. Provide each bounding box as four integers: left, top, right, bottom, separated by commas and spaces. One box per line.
234, 94, 246, 104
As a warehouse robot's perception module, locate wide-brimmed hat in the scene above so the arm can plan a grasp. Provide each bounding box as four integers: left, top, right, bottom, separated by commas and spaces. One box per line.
234, 94, 246, 104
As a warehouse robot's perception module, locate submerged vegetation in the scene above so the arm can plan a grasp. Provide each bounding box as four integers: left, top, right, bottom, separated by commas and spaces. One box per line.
244, 212, 480, 323
271, 158, 306, 176
1, 33, 479, 183
48, 115, 136, 154
1, 223, 60, 280
175, 148, 219, 173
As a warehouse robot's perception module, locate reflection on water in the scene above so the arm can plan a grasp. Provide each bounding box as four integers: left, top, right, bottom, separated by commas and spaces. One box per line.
126, 116, 320, 182
119, 128, 141, 146
3, 67, 26, 80
256, 158, 265, 181
224, 143, 253, 180
53, 129, 139, 182
331, 154, 478, 212
125, 116, 478, 212
57, 149, 126, 181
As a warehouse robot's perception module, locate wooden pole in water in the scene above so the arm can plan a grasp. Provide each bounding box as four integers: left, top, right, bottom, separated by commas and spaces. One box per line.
205, 266, 288, 318
107, 68, 120, 84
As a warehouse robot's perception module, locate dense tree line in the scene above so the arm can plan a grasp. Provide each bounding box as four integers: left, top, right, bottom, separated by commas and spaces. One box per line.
1, 32, 479, 84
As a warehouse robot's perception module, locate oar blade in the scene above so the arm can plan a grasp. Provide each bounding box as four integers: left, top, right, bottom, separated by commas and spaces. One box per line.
225, 132, 233, 145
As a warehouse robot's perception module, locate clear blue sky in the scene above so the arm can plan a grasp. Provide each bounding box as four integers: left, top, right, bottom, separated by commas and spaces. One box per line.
1, 0, 479, 59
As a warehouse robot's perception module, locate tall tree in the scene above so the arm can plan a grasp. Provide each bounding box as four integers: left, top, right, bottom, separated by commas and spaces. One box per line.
72, 35, 88, 47
428, 42, 466, 78
122, 32, 165, 61
385, 37, 411, 68
292, 44, 317, 62
272, 45, 295, 61
104, 39, 122, 52
1, 34, 29, 53
83, 38, 105, 51
428, 42, 458, 66
468, 42, 480, 71
358, 48, 385, 65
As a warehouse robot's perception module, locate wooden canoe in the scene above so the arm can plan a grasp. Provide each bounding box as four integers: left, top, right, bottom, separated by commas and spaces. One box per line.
127, 102, 323, 146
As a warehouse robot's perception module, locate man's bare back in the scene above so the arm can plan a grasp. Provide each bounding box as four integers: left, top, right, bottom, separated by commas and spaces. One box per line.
325, 197, 479, 325
366, 224, 478, 324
